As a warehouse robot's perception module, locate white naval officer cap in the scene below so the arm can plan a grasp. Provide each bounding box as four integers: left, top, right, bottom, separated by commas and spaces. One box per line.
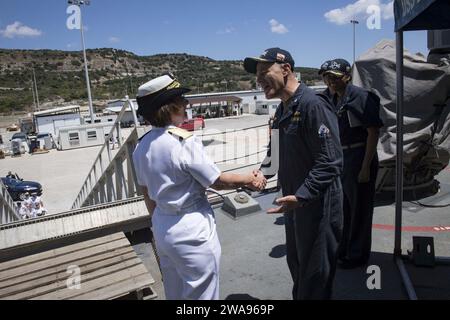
136, 73, 191, 119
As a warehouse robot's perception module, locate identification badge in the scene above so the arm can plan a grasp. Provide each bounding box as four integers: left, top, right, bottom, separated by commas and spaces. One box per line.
318, 124, 330, 138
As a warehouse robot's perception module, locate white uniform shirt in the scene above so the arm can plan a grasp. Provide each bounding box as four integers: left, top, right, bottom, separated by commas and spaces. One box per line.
19, 203, 30, 218
133, 126, 221, 214
23, 197, 33, 210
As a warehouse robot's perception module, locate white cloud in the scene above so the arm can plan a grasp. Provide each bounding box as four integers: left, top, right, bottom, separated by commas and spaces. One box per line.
270, 19, 288, 34
382, 1, 394, 20
216, 27, 235, 35
109, 36, 120, 43
324, 0, 393, 25
0, 21, 42, 39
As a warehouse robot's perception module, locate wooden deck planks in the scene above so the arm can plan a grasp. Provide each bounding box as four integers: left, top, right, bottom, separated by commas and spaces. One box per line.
0, 232, 156, 300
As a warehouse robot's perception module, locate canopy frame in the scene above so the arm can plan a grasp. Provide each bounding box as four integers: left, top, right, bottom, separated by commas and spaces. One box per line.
393, 0, 450, 300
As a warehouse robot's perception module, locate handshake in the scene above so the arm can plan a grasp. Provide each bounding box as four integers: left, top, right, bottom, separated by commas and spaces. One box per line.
246, 170, 267, 192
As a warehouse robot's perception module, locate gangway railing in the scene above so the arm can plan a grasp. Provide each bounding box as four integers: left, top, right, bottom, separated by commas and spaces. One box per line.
0, 179, 22, 224
71, 96, 143, 209
72, 95, 274, 210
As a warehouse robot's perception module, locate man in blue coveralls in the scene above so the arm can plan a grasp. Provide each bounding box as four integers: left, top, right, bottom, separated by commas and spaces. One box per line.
319, 59, 384, 269
244, 48, 344, 300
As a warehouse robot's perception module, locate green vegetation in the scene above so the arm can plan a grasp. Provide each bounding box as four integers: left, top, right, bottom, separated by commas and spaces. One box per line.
0, 49, 321, 114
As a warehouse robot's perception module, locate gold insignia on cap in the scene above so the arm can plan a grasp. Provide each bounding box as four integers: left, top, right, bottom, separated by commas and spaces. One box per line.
167, 80, 181, 90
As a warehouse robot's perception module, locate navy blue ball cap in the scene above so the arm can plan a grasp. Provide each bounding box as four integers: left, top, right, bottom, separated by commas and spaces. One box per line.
319, 58, 352, 76
244, 47, 295, 74
318, 60, 331, 75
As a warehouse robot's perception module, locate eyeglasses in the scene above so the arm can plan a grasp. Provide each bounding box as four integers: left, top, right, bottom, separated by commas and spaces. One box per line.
322, 73, 344, 83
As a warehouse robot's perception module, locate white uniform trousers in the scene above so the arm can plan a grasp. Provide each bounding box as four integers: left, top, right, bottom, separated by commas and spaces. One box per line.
152, 203, 221, 300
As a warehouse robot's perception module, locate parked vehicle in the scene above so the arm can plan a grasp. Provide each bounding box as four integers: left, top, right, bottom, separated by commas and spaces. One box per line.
178, 117, 205, 131
11, 139, 22, 156
1, 174, 42, 201
10, 133, 29, 155
11, 132, 28, 143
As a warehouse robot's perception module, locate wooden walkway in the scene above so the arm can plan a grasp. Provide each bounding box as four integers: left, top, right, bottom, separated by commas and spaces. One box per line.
0, 233, 157, 300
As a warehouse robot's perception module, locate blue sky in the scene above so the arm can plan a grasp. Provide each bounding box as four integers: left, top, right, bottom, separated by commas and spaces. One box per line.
0, 0, 427, 68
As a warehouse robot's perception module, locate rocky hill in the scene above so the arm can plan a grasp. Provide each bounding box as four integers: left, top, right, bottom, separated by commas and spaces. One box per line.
0, 48, 321, 114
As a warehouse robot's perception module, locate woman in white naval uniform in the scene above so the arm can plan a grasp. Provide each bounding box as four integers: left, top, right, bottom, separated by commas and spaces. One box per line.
132, 74, 266, 300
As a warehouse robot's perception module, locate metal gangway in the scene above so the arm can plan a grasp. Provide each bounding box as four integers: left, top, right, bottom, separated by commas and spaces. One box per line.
0, 97, 148, 259
0, 179, 21, 225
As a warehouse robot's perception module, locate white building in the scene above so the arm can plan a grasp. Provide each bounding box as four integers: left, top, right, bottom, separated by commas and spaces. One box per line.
103, 86, 327, 121
185, 86, 326, 116
58, 122, 114, 151
255, 99, 281, 116
104, 99, 141, 126
33, 106, 82, 138
187, 90, 266, 115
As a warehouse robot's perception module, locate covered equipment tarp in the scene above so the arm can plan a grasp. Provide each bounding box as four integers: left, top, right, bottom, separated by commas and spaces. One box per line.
353, 40, 450, 193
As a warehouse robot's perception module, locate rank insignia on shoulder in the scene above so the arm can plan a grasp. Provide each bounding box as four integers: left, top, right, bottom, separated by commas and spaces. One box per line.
291, 111, 301, 123
168, 127, 193, 141
318, 124, 330, 138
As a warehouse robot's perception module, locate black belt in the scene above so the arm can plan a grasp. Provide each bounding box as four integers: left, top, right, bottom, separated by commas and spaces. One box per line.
342, 142, 365, 150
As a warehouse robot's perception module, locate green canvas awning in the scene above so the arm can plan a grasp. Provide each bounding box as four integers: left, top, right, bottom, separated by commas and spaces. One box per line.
394, 0, 450, 31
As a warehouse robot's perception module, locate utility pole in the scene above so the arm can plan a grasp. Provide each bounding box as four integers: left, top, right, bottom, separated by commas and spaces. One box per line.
32, 67, 40, 111
124, 58, 133, 95
68, 0, 95, 123
31, 78, 37, 112
350, 20, 359, 64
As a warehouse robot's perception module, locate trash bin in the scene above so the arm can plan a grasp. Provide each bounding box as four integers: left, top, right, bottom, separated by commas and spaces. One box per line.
43, 136, 53, 150
11, 139, 22, 156
29, 137, 39, 153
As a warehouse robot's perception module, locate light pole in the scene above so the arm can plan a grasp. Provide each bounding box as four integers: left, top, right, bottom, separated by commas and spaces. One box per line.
124, 58, 133, 95
350, 19, 359, 64
32, 67, 40, 111
68, 0, 95, 123
30, 78, 37, 112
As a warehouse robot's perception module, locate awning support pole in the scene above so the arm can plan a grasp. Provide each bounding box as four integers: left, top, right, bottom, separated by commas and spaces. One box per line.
394, 30, 404, 258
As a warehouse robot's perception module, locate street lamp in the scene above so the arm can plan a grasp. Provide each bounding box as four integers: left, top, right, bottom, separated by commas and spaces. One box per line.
68, 0, 95, 123
350, 19, 359, 64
